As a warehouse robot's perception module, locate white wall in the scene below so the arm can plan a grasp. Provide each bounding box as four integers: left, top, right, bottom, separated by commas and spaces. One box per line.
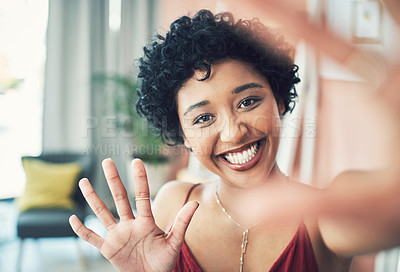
322, 0, 400, 81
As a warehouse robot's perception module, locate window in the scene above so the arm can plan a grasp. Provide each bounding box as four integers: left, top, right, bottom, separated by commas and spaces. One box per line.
0, 0, 48, 199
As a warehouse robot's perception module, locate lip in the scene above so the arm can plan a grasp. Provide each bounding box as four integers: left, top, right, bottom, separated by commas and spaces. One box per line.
216, 139, 262, 156
217, 139, 265, 171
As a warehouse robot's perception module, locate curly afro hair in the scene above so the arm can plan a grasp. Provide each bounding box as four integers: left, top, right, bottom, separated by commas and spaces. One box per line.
137, 9, 300, 145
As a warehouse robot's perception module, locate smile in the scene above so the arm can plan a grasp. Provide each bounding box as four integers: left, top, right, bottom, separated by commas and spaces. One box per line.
218, 139, 265, 171
224, 141, 259, 165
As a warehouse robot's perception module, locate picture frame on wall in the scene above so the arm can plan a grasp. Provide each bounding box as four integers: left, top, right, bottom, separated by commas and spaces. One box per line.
352, 0, 382, 44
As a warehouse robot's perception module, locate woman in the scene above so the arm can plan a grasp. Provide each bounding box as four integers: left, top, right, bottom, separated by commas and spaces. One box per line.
69, 9, 400, 272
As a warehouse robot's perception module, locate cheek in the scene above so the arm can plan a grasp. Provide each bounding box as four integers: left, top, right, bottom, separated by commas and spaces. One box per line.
252, 110, 282, 137
183, 126, 217, 154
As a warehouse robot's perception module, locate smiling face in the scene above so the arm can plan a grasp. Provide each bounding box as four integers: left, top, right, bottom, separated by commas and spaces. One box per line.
177, 59, 285, 188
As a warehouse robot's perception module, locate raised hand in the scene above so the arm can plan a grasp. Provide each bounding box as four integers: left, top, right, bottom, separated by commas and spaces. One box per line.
69, 158, 199, 272
229, 0, 400, 107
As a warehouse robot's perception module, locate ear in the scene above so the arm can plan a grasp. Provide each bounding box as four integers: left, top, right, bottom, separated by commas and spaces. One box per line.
183, 136, 192, 151
278, 100, 285, 116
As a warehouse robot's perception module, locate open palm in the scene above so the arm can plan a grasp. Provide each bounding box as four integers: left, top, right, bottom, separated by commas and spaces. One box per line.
69, 158, 199, 272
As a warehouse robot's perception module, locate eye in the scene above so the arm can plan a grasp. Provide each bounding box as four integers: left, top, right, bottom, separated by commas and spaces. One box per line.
238, 97, 261, 109
193, 114, 214, 125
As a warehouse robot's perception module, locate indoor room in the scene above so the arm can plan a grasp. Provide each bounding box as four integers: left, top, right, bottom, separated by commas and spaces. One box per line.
1, 0, 400, 271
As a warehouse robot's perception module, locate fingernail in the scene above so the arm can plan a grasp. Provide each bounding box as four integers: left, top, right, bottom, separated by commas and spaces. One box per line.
78, 178, 88, 187
102, 158, 112, 165
132, 158, 142, 163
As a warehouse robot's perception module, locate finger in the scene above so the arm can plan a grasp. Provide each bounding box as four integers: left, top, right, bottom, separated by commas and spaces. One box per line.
132, 158, 153, 219
79, 178, 117, 231
382, 0, 400, 28
230, 0, 353, 61
166, 201, 200, 250
102, 158, 135, 221
69, 214, 104, 249
230, 0, 387, 84
380, 64, 400, 110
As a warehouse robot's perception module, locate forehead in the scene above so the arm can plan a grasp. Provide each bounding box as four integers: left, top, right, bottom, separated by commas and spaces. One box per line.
176, 59, 268, 106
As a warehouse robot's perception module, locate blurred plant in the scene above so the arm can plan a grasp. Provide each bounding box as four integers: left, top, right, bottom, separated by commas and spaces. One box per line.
0, 78, 24, 92
92, 73, 166, 164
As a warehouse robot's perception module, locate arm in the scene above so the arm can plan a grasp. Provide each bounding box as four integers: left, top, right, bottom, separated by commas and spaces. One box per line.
224, 0, 400, 256
318, 170, 400, 256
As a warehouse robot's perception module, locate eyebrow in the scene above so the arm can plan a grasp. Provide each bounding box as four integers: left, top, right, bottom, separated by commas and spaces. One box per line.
184, 100, 210, 116
232, 83, 264, 94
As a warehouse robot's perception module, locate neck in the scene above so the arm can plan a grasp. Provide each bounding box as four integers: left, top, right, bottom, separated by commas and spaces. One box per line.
215, 163, 287, 226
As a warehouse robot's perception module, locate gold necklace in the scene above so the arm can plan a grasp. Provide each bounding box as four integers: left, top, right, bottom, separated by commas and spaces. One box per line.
215, 190, 263, 272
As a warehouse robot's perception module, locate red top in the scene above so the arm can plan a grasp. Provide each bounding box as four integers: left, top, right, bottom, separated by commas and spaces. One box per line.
172, 184, 319, 272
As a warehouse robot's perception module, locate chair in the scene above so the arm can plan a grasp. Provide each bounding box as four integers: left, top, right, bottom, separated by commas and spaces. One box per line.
16, 153, 95, 271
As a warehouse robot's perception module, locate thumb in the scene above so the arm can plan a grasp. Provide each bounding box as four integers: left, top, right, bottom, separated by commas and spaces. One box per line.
166, 201, 200, 250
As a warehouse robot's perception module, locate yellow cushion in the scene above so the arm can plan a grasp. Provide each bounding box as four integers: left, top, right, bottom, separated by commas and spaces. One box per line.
17, 158, 82, 212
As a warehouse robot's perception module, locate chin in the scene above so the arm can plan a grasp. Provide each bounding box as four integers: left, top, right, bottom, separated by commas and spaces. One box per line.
228, 166, 276, 188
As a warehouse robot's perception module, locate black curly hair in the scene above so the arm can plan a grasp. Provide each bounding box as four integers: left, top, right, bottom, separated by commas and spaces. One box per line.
137, 9, 300, 145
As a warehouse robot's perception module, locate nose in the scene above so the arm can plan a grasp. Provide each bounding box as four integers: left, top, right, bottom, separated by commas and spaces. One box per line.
219, 115, 247, 144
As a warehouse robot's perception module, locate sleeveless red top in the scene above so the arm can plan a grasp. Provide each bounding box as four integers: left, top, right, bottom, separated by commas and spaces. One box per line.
173, 184, 319, 272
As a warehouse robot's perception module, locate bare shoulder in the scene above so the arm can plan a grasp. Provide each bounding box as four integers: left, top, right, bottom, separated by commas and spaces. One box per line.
287, 177, 322, 193
152, 181, 201, 232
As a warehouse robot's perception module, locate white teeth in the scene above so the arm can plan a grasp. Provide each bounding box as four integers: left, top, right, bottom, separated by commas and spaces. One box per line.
237, 153, 243, 164
247, 149, 252, 158
243, 151, 249, 161
223, 142, 259, 165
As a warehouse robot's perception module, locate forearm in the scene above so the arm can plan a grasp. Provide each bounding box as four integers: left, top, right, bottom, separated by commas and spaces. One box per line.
318, 170, 400, 255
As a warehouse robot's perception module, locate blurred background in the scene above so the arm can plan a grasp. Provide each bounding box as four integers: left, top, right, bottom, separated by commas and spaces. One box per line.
0, 0, 399, 271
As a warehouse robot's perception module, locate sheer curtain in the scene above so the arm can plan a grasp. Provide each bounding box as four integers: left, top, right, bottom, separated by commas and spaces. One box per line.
42, 0, 159, 207
43, 0, 94, 153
